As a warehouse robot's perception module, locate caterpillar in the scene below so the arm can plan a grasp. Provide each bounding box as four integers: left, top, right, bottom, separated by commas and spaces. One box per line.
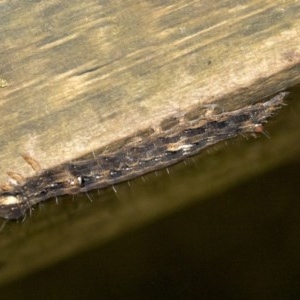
0, 92, 287, 220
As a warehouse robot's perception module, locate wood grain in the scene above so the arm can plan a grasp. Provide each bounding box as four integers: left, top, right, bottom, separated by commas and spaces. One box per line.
0, 0, 300, 286
0, 0, 299, 182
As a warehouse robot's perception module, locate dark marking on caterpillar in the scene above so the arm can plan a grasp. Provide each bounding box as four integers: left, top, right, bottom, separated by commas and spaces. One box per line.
0, 92, 288, 220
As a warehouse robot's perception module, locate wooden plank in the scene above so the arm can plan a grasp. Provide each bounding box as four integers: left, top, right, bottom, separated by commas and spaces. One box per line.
0, 0, 299, 286
0, 0, 299, 182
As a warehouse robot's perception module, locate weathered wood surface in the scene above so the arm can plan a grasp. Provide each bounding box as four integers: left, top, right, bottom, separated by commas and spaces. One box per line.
0, 0, 300, 182
0, 0, 300, 287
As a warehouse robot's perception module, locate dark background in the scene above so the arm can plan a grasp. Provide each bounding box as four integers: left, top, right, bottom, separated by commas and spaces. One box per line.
0, 86, 299, 300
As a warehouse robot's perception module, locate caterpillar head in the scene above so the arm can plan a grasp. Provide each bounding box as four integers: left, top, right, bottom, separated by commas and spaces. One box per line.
0, 192, 28, 220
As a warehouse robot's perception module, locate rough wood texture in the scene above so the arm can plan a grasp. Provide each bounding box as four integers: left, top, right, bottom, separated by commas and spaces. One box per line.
0, 0, 300, 181
0, 0, 299, 286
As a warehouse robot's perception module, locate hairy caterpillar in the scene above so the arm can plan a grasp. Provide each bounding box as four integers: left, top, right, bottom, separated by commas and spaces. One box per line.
0, 92, 287, 220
